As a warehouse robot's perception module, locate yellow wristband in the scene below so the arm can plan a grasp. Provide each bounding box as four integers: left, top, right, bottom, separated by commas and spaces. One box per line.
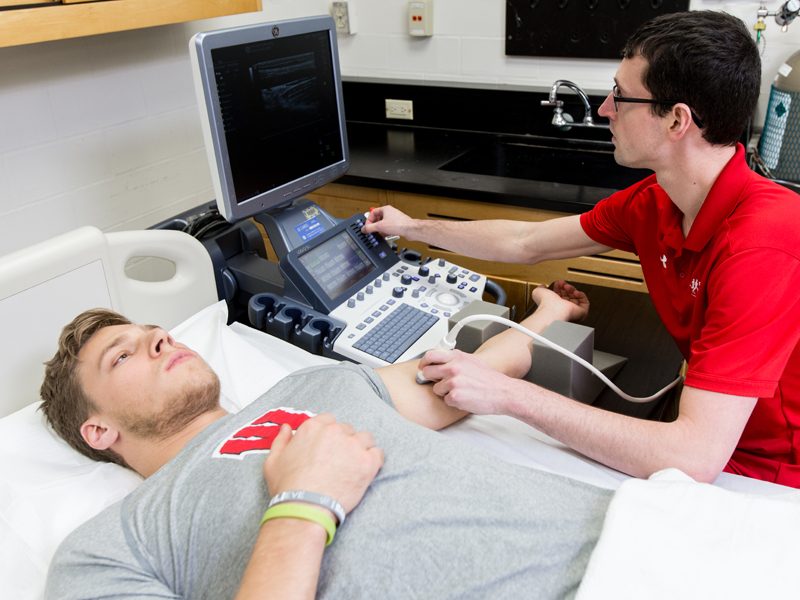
260, 503, 337, 546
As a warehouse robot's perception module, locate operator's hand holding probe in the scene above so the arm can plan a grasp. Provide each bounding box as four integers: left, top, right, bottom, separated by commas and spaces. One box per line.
418, 349, 517, 416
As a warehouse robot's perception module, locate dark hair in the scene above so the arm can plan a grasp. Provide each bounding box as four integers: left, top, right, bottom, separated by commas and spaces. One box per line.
622, 10, 760, 146
40, 308, 132, 467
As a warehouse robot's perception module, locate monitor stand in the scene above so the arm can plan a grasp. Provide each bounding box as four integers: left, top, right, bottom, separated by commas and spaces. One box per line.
254, 199, 339, 260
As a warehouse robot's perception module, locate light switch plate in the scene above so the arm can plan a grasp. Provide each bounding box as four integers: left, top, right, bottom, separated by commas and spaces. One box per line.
408, 0, 433, 37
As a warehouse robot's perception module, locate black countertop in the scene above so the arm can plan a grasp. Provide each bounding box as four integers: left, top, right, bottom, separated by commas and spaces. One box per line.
339, 122, 652, 214
326, 81, 798, 214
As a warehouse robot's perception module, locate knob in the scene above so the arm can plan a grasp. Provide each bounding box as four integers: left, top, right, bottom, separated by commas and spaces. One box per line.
357, 292, 365, 301
392, 286, 405, 298
382, 272, 390, 281
412, 289, 421, 298
418, 265, 430, 276
375, 279, 382, 288
401, 274, 413, 285
347, 299, 356, 308
366, 285, 374, 294
428, 276, 437, 284
438, 258, 446, 267
446, 273, 458, 284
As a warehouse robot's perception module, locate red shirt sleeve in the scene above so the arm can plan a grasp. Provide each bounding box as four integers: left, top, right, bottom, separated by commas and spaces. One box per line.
579, 175, 659, 254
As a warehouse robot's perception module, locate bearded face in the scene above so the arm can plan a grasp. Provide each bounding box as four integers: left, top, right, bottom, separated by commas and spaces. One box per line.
77, 323, 222, 442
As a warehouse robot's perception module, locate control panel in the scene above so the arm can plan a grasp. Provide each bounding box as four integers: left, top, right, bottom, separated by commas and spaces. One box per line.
330, 256, 486, 367
278, 213, 486, 367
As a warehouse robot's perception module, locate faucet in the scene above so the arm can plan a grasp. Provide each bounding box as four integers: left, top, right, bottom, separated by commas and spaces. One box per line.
540, 80, 609, 130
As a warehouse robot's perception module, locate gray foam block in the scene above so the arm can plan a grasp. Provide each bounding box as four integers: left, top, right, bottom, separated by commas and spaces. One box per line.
526, 320, 627, 404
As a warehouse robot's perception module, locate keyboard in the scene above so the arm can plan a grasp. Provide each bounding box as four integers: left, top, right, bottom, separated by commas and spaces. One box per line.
352, 303, 438, 363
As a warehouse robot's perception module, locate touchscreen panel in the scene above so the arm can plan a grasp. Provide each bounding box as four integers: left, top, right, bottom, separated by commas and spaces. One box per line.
297, 232, 373, 300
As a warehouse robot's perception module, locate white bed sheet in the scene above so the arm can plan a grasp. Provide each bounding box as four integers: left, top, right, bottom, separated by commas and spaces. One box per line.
577, 468, 800, 599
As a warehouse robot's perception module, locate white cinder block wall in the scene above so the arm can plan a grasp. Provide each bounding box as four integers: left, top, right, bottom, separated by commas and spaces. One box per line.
0, 0, 797, 255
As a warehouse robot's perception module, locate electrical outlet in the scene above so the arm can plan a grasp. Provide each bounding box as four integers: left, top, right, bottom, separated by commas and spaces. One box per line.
331, 1, 355, 35
385, 99, 414, 120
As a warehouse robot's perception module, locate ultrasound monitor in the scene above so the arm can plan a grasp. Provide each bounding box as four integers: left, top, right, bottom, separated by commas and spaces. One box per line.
190, 16, 349, 223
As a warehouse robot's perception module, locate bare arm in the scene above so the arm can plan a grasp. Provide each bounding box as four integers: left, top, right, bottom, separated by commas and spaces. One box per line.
235, 416, 383, 600
237, 518, 328, 600
425, 353, 757, 482
507, 383, 756, 482
524, 387, 756, 482
362, 205, 608, 263
375, 284, 587, 430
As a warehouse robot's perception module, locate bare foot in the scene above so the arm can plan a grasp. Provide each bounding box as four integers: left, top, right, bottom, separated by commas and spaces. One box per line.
530, 280, 590, 323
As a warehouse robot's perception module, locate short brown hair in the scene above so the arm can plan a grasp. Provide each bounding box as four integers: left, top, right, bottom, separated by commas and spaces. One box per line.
40, 308, 132, 466
622, 11, 760, 146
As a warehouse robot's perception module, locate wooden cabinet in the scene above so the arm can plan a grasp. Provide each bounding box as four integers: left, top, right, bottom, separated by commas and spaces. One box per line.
0, 0, 261, 48
306, 182, 647, 318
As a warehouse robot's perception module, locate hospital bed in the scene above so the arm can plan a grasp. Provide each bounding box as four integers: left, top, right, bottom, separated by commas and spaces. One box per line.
1, 226, 798, 600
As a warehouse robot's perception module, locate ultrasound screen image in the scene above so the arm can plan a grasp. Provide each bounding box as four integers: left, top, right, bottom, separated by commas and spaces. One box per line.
211, 31, 344, 204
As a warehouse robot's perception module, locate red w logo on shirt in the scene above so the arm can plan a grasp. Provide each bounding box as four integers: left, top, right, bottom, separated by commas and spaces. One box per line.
214, 407, 314, 459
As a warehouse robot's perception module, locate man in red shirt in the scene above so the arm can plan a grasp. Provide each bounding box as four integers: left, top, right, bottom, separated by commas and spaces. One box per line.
363, 11, 800, 487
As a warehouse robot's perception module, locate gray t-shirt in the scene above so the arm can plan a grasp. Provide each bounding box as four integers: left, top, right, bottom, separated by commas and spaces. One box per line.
46, 363, 611, 599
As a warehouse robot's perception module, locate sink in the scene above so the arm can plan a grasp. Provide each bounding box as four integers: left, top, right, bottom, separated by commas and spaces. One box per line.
439, 139, 652, 190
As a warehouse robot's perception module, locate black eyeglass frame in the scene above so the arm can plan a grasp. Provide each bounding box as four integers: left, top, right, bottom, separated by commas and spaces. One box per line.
611, 85, 704, 129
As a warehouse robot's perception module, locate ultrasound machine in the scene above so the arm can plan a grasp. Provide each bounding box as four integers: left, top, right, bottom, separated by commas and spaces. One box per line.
187, 15, 499, 368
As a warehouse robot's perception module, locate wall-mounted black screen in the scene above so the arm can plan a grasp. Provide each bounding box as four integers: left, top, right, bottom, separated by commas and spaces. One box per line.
506, 1, 690, 60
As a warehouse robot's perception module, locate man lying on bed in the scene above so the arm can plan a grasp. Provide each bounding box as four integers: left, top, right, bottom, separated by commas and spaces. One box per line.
41, 283, 609, 600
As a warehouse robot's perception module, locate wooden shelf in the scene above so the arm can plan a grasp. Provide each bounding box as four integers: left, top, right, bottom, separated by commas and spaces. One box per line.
0, 0, 262, 48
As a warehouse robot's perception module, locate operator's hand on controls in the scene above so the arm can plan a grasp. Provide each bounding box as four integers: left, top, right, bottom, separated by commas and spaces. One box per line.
362, 205, 414, 239
418, 349, 518, 416
264, 414, 384, 515
532, 280, 590, 323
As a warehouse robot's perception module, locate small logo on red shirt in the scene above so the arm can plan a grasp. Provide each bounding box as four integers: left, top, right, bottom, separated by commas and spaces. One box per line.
690, 278, 701, 297
660, 254, 668, 269
214, 407, 314, 459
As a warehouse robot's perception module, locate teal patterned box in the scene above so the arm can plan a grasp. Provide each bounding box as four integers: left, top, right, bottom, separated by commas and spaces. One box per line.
759, 85, 800, 183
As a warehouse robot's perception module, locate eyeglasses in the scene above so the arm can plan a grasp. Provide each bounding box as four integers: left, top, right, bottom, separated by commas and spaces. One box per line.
611, 84, 704, 129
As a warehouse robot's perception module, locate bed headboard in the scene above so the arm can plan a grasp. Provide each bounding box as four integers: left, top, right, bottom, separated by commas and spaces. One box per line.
0, 227, 217, 418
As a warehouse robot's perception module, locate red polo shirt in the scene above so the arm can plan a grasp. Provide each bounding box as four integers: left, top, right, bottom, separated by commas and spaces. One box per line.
580, 144, 800, 487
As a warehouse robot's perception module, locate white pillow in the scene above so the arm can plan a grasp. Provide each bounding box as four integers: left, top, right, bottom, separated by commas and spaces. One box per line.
0, 301, 331, 600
